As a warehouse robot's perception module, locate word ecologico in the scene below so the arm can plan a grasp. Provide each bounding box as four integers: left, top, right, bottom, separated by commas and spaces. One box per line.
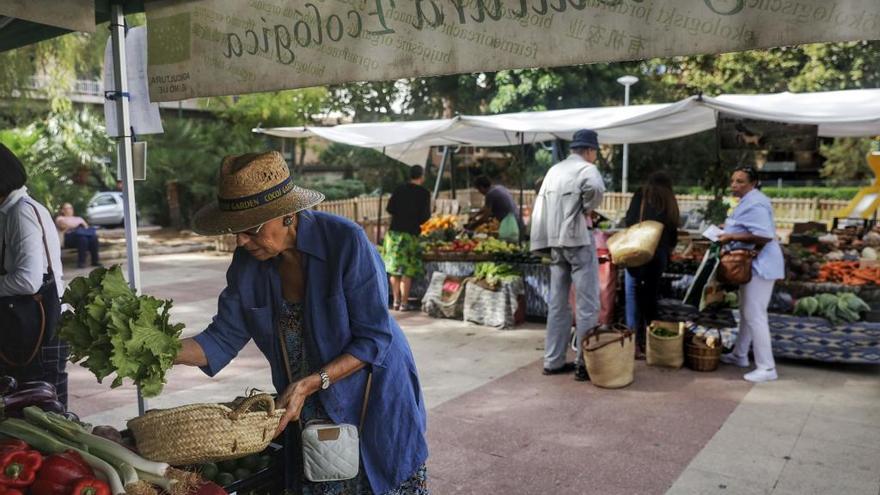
224, 0, 745, 64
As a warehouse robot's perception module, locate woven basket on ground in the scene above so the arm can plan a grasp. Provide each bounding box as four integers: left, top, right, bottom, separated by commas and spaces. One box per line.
646, 321, 685, 369
582, 324, 635, 389
127, 393, 284, 465
684, 330, 722, 372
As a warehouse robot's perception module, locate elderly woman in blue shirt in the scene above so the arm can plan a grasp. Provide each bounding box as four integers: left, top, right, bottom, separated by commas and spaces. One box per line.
718, 166, 785, 383
174, 152, 429, 494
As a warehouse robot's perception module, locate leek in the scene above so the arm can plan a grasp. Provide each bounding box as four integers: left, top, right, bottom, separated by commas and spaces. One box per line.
22, 406, 171, 477
0, 418, 127, 495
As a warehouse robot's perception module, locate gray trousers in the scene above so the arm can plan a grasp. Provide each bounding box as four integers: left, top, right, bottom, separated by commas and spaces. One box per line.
545, 244, 600, 369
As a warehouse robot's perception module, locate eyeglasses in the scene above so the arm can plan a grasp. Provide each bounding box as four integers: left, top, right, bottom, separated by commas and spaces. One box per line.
234, 223, 264, 237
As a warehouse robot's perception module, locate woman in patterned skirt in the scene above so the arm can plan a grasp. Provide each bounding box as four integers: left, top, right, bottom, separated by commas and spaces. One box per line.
382, 166, 431, 311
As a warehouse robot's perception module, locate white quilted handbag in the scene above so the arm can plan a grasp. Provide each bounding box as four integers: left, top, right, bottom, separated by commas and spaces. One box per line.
300, 373, 372, 483
302, 420, 360, 482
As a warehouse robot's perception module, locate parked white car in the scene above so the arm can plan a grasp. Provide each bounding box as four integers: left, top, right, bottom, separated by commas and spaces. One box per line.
86, 191, 125, 227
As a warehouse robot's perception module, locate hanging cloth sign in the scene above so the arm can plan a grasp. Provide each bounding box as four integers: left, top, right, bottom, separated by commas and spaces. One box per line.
145, 0, 880, 102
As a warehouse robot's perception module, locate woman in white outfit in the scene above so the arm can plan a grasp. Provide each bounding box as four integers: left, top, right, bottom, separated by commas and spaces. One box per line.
718, 167, 785, 383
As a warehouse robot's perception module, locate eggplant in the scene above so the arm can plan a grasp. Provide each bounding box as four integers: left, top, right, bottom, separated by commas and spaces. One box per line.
0, 375, 16, 395
63, 411, 81, 423
17, 380, 56, 394
0, 386, 58, 418
35, 399, 66, 415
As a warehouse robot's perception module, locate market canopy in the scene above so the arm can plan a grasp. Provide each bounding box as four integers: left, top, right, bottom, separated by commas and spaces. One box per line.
144, 0, 880, 102
255, 88, 880, 164
0, 0, 145, 52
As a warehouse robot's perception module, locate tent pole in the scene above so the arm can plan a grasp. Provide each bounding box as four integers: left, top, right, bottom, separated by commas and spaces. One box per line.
433, 146, 450, 201
519, 133, 525, 245
110, 1, 145, 416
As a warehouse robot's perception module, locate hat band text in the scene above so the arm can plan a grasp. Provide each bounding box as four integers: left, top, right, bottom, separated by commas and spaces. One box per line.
218, 177, 294, 212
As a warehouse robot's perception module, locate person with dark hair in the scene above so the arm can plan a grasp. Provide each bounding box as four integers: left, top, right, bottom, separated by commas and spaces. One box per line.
0, 143, 68, 405
55, 202, 101, 269
383, 165, 432, 311
530, 129, 606, 382
718, 166, 784, 383
624, 171, 680, 358
465, 175, 523, 241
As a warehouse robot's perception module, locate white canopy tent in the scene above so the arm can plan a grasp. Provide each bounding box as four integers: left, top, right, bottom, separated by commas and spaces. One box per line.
256, 88, 880, 167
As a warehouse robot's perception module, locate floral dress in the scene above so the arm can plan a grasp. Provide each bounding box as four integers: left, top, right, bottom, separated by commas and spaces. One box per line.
279, 300, 430, 495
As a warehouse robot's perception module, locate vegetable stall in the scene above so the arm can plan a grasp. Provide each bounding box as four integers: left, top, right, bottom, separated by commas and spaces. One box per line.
656, 221, 880, 364
0, 267, 284, 495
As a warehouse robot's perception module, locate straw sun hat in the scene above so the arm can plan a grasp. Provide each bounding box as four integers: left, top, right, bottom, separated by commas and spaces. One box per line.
192, 151, 324, 235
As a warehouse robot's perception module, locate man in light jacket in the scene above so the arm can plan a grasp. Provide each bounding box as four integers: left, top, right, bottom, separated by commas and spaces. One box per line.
530, 129, 605, 381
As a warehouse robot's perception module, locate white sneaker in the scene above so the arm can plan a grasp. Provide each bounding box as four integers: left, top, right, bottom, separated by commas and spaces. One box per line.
744, 368, 778, 383
720, 353, 749, 368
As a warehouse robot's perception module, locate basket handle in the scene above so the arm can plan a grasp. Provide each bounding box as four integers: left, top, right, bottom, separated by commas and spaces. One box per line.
583, 324, 634, 352
228, 393, 276, 420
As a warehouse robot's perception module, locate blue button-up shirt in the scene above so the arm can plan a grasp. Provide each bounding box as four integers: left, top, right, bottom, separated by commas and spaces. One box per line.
723, 189, 785, 280
193, 210, 428, 494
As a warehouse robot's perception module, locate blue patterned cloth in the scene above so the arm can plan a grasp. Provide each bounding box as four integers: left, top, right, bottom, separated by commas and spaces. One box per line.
279, 300, 429, 495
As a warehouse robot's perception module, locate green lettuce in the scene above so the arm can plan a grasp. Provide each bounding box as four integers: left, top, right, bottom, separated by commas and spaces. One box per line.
59, 266, 184, 398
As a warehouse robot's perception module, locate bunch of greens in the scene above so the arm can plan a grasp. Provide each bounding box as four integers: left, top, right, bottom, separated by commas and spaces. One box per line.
474, 262, 521, 288
59, 266, 184, 397
793, 292, 870, 324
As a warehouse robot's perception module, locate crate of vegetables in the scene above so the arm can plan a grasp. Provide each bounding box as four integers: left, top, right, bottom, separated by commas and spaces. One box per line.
180, 443, 282, 494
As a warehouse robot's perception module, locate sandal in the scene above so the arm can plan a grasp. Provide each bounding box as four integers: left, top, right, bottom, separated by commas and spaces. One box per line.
390, 302, 401, 311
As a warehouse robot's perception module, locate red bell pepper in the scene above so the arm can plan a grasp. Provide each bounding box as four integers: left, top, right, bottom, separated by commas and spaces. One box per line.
29, 450, 95, 495
0, 486, 24, 495
0, 449, 42, 487
0, 440, 28, 455
70, 478, 110, 495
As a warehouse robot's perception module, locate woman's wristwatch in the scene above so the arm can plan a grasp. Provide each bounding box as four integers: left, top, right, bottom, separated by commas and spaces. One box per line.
318, 369, 331, 390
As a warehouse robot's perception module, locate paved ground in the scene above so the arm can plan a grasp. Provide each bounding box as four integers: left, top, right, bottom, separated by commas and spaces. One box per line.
59, 253, 880, 495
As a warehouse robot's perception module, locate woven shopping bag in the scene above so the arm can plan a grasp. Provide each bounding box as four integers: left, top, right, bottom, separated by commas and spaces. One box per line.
128, 393, 284, 465
582, 325, 635, 389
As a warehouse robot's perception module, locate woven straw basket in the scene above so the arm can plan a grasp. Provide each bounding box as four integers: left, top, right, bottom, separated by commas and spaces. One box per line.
583, 325, 635, 389
127, 393, 284, 465
646, 321, 685, 369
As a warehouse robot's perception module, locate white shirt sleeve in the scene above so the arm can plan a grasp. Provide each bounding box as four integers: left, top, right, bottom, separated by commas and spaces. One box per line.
0, 205, 45, 296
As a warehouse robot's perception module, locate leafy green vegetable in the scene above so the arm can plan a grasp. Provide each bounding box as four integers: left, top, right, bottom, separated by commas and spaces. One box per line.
473, 262, 520, 288
59, 266, 184, 397
793, 292, 869, 324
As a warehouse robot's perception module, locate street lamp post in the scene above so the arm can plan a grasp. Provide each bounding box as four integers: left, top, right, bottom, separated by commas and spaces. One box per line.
617, 75, 638, 194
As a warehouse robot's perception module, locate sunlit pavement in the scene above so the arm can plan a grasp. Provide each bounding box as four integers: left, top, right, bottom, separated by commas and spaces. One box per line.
62, 253, 880, 494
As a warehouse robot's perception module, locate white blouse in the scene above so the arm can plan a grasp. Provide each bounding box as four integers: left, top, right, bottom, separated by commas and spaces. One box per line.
0, 187, 64, 297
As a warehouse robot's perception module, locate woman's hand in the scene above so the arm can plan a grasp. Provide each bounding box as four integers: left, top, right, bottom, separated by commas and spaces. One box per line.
718, 233, 734, 245
274, 374, 321, 438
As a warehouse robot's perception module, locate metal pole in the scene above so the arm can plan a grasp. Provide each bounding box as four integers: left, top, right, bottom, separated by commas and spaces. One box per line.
433, 146, 450, 201
622, 84, 630, 194
110, 2, 145, 416
519, 133, 526, 245
450, 151, 456, 200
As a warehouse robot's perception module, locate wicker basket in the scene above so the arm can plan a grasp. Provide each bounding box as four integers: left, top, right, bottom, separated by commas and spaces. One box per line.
582, 324, 635, 389
685, 330, 722, 372
127, 394, 284, 465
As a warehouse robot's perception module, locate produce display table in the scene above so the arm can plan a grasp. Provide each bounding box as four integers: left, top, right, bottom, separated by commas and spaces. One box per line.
411, 260, 550, 317
655, 299, 880, 364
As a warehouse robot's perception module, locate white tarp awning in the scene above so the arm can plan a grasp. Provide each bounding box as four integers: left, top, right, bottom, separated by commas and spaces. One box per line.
256, 88, 880, 164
